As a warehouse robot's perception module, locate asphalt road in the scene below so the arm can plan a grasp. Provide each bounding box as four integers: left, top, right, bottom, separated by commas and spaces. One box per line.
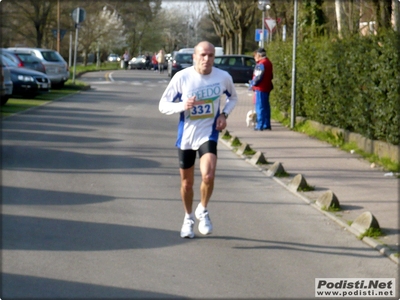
2, 69, 398, 299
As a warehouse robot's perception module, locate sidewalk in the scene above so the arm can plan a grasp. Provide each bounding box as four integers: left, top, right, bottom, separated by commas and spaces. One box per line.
222, 84, 399, 264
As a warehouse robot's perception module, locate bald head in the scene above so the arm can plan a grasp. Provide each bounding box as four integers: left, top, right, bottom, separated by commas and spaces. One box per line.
194, 41, 215, 54
193, 41, 215, 75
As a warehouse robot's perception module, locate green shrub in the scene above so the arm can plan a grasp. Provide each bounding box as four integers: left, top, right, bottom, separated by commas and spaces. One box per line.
267, 30, 399, 145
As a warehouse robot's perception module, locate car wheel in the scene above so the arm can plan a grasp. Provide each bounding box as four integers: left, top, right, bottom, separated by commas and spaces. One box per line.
1, 96, 10, 106
52, 82, 64, 89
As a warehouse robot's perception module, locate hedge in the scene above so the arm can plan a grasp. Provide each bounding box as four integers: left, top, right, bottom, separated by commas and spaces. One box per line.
267, 30, 400, 145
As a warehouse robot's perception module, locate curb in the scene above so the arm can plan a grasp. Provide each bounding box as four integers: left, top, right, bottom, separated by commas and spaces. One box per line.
219, 136, 399, 265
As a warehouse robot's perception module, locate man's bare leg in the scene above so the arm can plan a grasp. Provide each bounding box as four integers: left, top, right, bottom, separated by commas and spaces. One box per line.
180, 166, 195, 214
199, 153, 217, 208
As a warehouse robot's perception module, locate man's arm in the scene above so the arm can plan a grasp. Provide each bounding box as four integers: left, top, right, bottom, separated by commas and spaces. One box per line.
250, 63, 265, 87
221, 78, 238, 115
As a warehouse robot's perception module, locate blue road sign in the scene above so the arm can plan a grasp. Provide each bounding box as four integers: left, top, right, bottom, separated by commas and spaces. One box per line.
255, 29, 268, 42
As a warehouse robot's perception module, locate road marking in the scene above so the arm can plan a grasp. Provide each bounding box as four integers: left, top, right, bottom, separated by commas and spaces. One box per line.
104, 72, 114, 82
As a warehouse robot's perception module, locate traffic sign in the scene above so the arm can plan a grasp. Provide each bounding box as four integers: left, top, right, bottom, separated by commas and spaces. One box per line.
264, 18, 277, 33
52, 29, 67, 40
255, 29, 268, 42
71, 7, 86, 24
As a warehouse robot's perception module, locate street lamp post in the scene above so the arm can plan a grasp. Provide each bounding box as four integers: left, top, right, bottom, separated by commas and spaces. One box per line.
290, 0, 298, 128
258, 0, 271, 47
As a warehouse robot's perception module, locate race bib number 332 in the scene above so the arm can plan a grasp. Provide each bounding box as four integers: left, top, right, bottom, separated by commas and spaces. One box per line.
190, 100, 214, 120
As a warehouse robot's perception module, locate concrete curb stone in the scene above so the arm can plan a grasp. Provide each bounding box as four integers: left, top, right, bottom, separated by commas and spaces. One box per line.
219, 89, 399, 265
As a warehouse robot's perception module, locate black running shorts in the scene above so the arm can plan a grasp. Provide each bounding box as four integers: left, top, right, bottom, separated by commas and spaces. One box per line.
178, 141, 217, 169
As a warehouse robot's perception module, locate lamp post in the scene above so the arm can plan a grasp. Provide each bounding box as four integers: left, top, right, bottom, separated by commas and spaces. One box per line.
290, 0, 298, 129
257, 0, 271, 47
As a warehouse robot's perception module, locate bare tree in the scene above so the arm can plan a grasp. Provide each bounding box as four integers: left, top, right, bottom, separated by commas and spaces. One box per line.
393, 0, 400, 31
1, 0, 55, 48
207, 0, 257, 54
372, 0, 393, 32
335, 0, 343, 38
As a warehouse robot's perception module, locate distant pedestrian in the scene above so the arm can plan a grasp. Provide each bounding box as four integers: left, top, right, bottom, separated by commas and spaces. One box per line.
152, 52, 158, 71
249, 48, 273, 131
157, 49, 165, 73
122, 50, 130, 70
145, 52, 151, 70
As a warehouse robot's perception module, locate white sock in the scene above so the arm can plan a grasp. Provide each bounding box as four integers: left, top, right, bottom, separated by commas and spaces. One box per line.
185, 213, 194, 220
197, 203, 206, 211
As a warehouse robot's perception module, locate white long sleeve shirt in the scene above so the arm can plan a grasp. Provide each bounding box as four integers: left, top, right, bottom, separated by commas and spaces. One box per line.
159, 66, 238, 150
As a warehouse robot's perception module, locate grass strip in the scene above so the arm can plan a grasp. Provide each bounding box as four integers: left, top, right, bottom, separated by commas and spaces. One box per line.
1, 79, 87, 118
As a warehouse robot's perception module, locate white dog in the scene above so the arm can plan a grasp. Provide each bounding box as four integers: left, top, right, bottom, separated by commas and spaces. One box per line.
246, 110, 257, 127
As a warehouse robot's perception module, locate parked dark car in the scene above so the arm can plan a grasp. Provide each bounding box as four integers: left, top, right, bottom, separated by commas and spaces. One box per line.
1, 60, 13, 105
128, 55, 149, 70
1, 49, 46, 74
1, 54, 50, 98
213, 55, 255, 83
167, 52, 193, 78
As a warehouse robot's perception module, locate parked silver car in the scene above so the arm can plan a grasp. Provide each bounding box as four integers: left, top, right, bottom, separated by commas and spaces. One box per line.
1, 48, 46, 73
8, 47, 69, 88
107, 53, 121, 62
1, 59, 13, 106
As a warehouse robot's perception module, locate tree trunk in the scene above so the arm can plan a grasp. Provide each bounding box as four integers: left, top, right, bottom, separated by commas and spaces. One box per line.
373, 0, 392, 32
335, 0, 343, 38
381, 0, 392, 29
393, 0, 400, 31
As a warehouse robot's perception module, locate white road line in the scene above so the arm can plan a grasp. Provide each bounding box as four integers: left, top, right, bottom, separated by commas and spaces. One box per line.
108, 72, 115, 82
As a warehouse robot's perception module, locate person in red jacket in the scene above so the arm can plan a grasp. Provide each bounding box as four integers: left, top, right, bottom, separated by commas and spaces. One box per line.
249, 48, 273, 131
151, 52, 158, 71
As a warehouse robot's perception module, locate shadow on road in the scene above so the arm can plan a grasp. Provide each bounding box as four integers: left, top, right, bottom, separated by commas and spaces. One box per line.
3, 214, 189, 251
2, 273, 187, 299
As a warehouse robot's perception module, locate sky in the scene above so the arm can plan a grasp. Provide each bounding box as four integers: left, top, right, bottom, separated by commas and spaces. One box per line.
161, 0, 206, 9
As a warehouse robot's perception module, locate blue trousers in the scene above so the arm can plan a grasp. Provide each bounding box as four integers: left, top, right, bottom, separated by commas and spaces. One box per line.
254, 91, 271, 130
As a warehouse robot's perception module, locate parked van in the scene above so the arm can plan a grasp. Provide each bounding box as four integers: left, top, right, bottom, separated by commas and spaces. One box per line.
178, 48, 194, 54
215, 47, 224, 56
178, 46, 223, 56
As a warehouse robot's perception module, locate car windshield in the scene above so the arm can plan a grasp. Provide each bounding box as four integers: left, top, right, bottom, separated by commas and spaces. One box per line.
176, 54, 192, 63
1, 54, 18, 67
2, 52, 19, 64
40, 50, 64, 62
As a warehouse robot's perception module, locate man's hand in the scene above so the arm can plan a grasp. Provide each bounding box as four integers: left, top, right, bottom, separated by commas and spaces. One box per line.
184, 96, 196, 110
216, 114, 227, 131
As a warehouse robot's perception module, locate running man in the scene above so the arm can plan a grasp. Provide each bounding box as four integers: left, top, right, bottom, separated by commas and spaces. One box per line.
159, 41, 238, 238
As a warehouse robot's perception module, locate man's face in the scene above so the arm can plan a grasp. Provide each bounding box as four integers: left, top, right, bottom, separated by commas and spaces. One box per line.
193, 43, 215, 75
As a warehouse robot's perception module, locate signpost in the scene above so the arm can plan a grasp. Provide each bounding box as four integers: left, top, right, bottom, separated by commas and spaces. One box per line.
71, 7, 86, 83
264, 18, 281, 42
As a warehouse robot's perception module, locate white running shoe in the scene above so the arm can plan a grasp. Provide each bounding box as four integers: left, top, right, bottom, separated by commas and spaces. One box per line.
180, 217, 195, 238
195, 204, 213, 235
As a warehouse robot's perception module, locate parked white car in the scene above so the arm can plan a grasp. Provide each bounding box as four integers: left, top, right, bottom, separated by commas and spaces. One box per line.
7, 47, 69, 88
107, 54, 120, 62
